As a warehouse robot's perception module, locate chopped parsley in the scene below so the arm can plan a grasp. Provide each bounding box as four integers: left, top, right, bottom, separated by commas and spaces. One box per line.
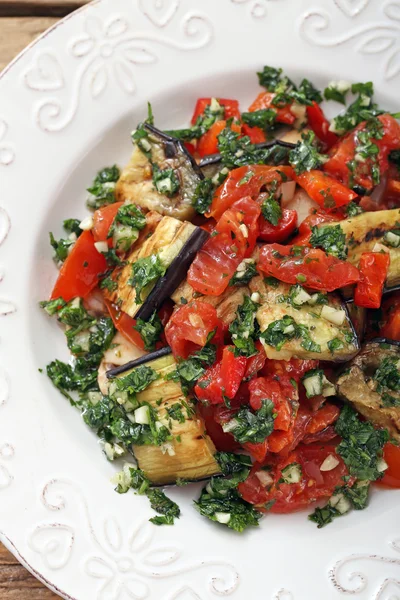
289, 131, 328, 175
309, 224, 348, 259
374, 356, 400, 393
49, 218, 83, 263
241, 109, 277, 131
87, 165, 120, 209
129, 254, 166, 303
152, 164, 180, 197
324, 81, 351, 105
345, 201, 364, 217
230, 261, 257, 286
192, 178, 214, 215
134, 311, 162, 351
335, 404, 389, 481
225, 400, 276, 444
257, 65, 322, 105
165, 97, 225, 141
171, 345, 217, 394
261, 315, 321, 354
217, 125, 291, 169
108, 203, 146, 236
229, 295, 259, 357
309, 481, 370, 528
195, 451, 260, 533
261, 181, 282, 226
114, 465, 180, 526
330, 82, 383, 135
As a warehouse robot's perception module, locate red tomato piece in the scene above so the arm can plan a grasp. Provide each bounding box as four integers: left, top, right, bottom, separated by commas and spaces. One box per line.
165, 301, 221, 359
296, 170, 357, 211
241, 123, 266, 144
51, 230, 108, 302
324, 114, 400, 191
243, 440, 269, 463
376, 443, 400, 488
92, 202, 124, 243
216, 197, 261, 257
249, 376, 295, 432
187, 232, 244, 296
249, 91, 295, 125
354, 251, 390, 309
380, 292, 400, 341
239, 443, 348, 512
105, 300, 145, 350
244, 342, 267, 380
263, 358, 319, 383
259, 209, 297, 243
207, 165, 295, 220
191, 98, 241, 124
257, 243, 360, 292
291, 211, 340, 246
197, 120, 241, 158
306, 102, 339, 150
305, 403, 341, 435
198, 404, 240, 452
195, 347, 246, 404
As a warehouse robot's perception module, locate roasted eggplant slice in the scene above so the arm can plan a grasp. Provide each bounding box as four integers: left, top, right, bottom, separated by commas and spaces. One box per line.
136, 227, 209, 321
337, 339, 400, 442
198, 138, 297, 169
327, 209, 400, 299
250, 276, 359, 361
116, 124, 203, 220
171, 280, 251, 326
345, 302, 366, 342
104, 216, 203, 318
107, 351, 220, 485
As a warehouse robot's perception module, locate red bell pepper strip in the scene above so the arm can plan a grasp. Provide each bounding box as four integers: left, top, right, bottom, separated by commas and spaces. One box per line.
197, 120, 241, 158
191, 98, 241, 124
296, 170, 357, 211
306, 101, 339, 150
259, 209, 297, 243
258, 244, 360, 292
92, 201, 124, 245
354, 251, 390, 309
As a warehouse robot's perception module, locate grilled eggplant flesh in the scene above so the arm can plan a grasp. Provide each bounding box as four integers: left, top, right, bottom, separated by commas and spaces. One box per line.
104, 216, 197, 318
337, 339, 400, 442
333, 209, 400, 299
250, 277, 359, 361
116, 124, 203, 221
110, 352, 220, 485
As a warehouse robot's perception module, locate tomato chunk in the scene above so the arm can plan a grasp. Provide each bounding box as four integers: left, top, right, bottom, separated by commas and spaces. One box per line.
187, 232, 244, 296
296, 170, 357, 211
241, 123, 266, 144
239, 443, 348, 512
324, 114, 400, 191
376, 443, 400, 488
198, 120, 241, 158
93, 202, 124, 243
105, 300, 145, 350
259, 209, 297, 243
195, 346, 246, 404
51, 230, 107, 302
354, 251, 390, 309
207, 165, 294, 220
249, 91, 295, 125
165, 301, 222, 359
306, 102, 339, 150
191, 98, 241, 124
258, 244, 360, 292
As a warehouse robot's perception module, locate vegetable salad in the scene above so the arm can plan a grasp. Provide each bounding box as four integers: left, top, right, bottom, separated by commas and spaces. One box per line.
42, 66, 400, 532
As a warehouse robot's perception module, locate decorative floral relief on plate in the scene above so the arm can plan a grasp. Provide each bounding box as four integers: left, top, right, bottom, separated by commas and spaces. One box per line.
300, 1, 400, 80
0, 119, 15, 166
23, 10, 213, 132
29, 480, 240, 599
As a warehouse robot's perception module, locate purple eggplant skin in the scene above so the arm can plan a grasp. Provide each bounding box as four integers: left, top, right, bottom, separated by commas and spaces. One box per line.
198, 139, 297, 168
106, 346, 173, 379
135, 227, 209, 322
144, 123, 205, 181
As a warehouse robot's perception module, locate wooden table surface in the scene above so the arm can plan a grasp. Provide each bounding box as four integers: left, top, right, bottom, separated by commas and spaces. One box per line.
0, 3, 90, 597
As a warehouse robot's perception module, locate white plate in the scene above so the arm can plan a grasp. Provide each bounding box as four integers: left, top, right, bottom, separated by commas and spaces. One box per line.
1, 1, 400, 598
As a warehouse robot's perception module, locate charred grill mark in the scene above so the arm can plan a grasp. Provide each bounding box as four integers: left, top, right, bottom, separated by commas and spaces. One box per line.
365, 227, 386, 242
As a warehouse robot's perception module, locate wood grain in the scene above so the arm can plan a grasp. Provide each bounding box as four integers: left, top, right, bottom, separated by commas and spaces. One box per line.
0, 1, 89, 17
0, 542, 59, 598
0, 16, 58, 71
